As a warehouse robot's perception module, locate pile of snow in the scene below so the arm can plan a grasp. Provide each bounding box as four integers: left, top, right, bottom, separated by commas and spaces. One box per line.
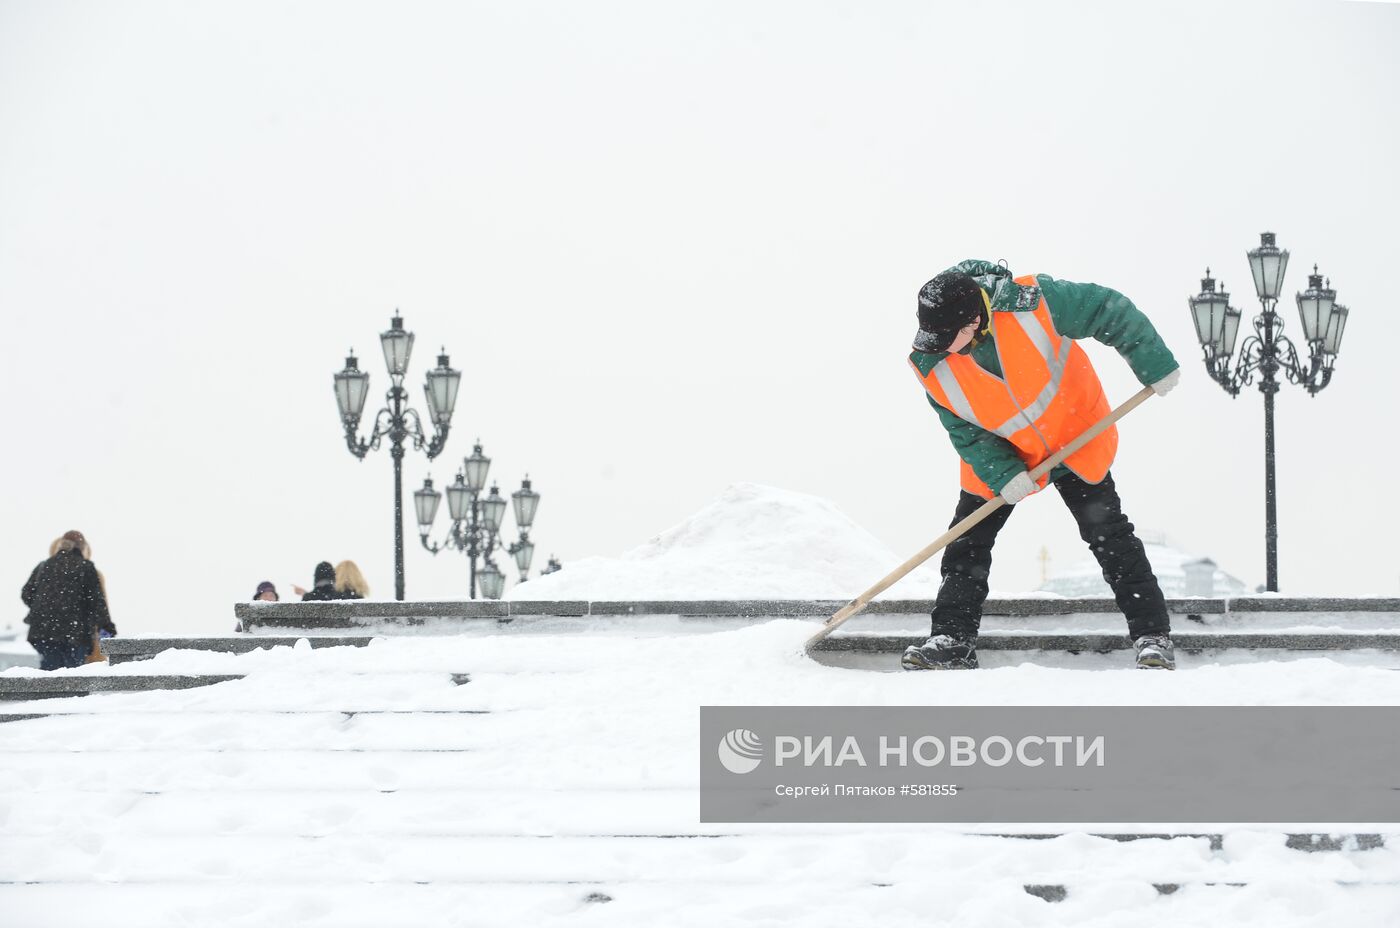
511, 483, 942, 601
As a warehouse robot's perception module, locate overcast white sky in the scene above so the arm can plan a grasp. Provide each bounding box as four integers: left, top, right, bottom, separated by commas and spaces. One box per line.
3, 0, 1398, 635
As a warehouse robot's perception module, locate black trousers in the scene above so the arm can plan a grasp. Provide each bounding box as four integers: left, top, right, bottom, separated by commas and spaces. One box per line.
930, 471, 1170, 641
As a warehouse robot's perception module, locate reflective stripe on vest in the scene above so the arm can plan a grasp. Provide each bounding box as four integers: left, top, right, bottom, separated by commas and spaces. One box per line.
995, 311, 1073, 438
935, 308, 1073, 441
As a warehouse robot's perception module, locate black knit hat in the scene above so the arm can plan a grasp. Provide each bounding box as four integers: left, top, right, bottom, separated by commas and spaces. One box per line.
313, 561, 336, 587
913, 271, 986, 352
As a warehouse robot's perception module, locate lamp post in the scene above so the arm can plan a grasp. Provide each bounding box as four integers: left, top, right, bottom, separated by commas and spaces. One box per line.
335, 312, 459, 600
415, 441, 541, 599
1188, 232, 1350, 591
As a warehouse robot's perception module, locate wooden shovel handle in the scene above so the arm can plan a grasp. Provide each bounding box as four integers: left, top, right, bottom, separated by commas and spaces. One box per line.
804, 385, 1156, 650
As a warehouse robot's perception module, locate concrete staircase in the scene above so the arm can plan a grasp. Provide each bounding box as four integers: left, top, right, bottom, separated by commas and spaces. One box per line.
2, 664, 1393, 922
3, 603, 1399, 923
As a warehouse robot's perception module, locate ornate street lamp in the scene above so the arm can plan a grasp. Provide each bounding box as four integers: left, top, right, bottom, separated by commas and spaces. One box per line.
1323, 305, 1349, 356
478, 561, 506, 601
424, 351, 462, 428
445, 472, 472, 522
1188, 232, 1351, 591
335, 311, 456, 600
463, 442, 490, 493
1189, 270, 1243, 384
512, 477, 540, 528
413, 477, 442, 530
481, 485, 507, 534
507, 476, 540, 581
509, 537, 535, 580
417, 440, 542, 599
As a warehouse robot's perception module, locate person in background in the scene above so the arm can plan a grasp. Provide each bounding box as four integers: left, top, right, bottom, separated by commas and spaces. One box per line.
237, 580, 280, 632
334, 560, 369, 600
22, 530, 115, 670
45, 534, 117, 638
294, 561, 340, 601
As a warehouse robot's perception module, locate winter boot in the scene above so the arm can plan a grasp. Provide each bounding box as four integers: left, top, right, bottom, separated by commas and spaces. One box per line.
902, 634, 979, 671
1133, 634, 1175, 670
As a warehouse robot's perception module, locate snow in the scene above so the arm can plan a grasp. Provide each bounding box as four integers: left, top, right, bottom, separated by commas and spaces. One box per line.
6, 485, 1400, 924
510, 482, 944, 601
3, 625, 1400, 926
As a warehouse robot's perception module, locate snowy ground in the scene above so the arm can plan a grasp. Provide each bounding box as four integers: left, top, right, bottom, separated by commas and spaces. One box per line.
4, 623, 1400, 927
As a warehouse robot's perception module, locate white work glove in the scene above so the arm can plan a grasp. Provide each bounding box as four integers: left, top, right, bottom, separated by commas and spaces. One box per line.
1150, 368, 1181, 397
1000, 471, 1037, 505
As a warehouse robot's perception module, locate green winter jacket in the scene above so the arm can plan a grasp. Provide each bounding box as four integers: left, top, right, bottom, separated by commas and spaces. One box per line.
909, 259, 1179, 496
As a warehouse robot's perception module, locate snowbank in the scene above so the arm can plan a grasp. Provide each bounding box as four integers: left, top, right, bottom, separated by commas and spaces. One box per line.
511, 482, 942, 600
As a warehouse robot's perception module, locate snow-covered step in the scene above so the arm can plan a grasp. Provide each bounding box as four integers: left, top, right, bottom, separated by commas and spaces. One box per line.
234, 596, 1400, 629
3, 832, 1393, 885
0, 710, 496, 752
0, 670, 474, 706
821, 631, 1400, 653
102, 636, 379, 664
235, 597, 1400, 637
992, 832, 1389, 853
0, 674, 245, 701
1024, 880, 1400, 902
0, 750, 693, 792
0, 749, 517, 793
84, 626, 1400, 672
817, 647, 1400, 672
0, 788, 718, 837
1, 788, 1392, 850
6, 879, 1400, 928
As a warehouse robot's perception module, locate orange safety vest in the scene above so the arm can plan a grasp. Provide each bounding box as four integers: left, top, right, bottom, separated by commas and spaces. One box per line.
910, 274, 1117, 500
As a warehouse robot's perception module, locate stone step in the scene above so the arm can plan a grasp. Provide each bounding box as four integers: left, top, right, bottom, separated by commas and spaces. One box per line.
0, 670, 472, 703
234, 596, 1400, 631
1, 714, 493, 751
819, 632, 1400, 653
1024, 879, 1400, 901
0, 764, 675, 799
1, 832, 1390, 884
102, 636, 378, 664
991, 831, 1388, 852
85, 632, 1400, 673
5, 879, 1397, 928
0, 674, 245, 701
0, 786, 1385, 850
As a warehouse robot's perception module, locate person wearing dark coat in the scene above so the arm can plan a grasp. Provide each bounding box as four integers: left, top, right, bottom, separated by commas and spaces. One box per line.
21, 530, 114, 671
299, 561, 340, 602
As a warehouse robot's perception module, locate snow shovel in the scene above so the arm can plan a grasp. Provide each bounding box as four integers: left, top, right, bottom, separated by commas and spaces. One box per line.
804, 384, 1157, 652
